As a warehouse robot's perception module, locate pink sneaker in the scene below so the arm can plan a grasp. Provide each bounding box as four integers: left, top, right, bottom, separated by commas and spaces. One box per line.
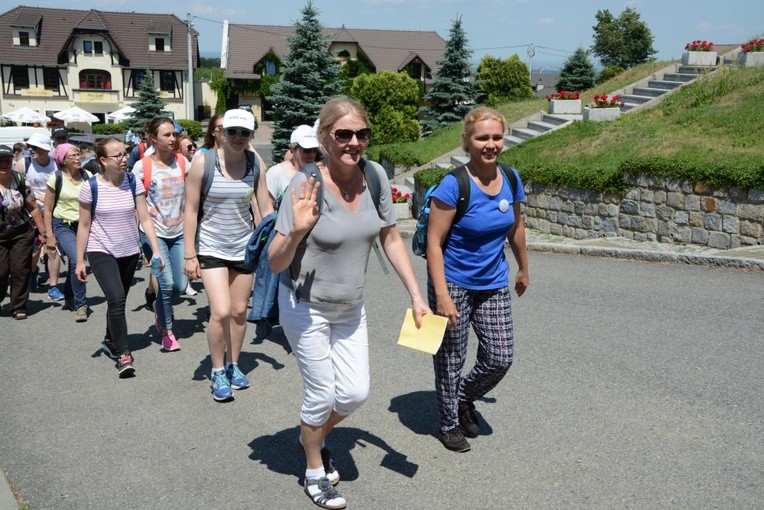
161, 332, 181, 352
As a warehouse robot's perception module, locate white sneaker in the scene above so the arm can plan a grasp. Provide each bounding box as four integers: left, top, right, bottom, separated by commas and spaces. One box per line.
184, 283, 198, 296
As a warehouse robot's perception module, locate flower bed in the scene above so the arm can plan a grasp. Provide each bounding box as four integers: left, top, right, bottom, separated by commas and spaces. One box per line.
682, 41, 716, 66
739, 38, 764, 67
548, 92, 582, 114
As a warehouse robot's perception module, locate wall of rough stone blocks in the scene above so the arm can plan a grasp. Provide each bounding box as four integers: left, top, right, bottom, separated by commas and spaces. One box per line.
522, 174, 764, 249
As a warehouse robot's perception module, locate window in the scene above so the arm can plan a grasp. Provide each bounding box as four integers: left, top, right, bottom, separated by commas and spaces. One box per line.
94, 41, 103, 54
19, 31, 29, 46
132, 69, 145, 89
264, 60, 277, 76
43, 68, 59, 90
337, 50, 350, 58
83, 40, 93, 54
79, 69, 111, 89
155, 38, 165, 52
11, 66, 29, 89
408, 63, 422, 80
159, 70, 175, 92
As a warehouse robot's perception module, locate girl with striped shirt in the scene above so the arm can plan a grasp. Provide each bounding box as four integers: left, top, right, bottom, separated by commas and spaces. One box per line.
75, 137, 163, 377
183, 109, 273, 401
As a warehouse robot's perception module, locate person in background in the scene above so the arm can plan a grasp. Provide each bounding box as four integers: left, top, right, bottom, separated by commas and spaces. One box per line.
76, 137, 163, 377
15, 133, 62, 300
268, 97, 430, 509
0, 145, 46, 319
426, 106, 529, 453
177, 135, 197, 163
43, 143, 91, 322
266, 124, 319, 202
127, 121, 154, 171
12, 143, 26, 164
192, 114, 224, 162
132, 117, 187, 352
51, 126, 69, 147
183, 109, 273, 401
80, 145, 101, 175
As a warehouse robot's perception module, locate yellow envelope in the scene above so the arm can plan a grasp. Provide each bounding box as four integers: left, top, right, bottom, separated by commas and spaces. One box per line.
397, 308, 448, 355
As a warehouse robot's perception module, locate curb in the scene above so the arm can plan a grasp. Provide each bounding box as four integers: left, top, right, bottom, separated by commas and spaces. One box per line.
0, 470, 18, 510
527, 242, 764, 271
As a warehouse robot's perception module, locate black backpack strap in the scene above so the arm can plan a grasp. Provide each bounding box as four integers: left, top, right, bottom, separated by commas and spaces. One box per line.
88, 175, 98, 214
198, 149, 217, 224
299, 162, 324, 214
498, 163, 519, 199
451, 165, 471, 224
358, 158, 381, 215
53, 170, 63, 213
12, 171, 27, 202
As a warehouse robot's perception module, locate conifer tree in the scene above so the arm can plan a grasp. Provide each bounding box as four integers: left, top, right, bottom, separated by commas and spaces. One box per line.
268, 2, 343, 160
129, 71, 169, 130
555, 48, 596, 92
420, 16, 477, 136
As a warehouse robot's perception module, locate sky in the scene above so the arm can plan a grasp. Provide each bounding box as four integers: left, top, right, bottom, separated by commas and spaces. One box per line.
5, 0, 763, 72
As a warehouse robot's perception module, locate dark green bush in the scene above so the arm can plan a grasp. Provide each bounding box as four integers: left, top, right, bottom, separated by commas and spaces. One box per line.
177, 119, 203, 141
596, 65, 625, 85
93, 122, 128, 135
413, 167, 451, 188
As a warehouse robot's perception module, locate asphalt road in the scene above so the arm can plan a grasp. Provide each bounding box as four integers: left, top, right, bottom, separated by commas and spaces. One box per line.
1, 252, 762, 509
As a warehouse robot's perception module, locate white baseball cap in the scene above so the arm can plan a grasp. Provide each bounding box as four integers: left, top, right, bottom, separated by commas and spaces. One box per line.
222, 109, 255, 131
290, 124, 319, 149
26, 132, 52, 151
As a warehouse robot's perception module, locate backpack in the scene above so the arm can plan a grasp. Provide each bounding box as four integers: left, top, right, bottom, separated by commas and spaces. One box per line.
53, 169, 91, 214
412, 164, 519, 258
88, 172, 136, 215
298, 158, 390, 274
139, 155, 187, 193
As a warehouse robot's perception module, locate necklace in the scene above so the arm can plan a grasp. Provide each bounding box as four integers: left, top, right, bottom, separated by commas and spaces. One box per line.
333, 170, 359, 201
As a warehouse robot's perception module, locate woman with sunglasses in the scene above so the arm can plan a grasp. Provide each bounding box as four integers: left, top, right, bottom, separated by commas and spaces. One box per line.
184, 109, 273, 401
266, 124, 319, 202
426, 106, 528, 453
43, 143, 91, 322
177, 135, 197, 162
268, 97, 429, 509
76, 137, 163, 377
133, 117, 189, 352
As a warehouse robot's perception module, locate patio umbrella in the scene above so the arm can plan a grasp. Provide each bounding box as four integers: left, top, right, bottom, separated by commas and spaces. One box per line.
105, 106, 136, 122
53, 106, 100, 124
1, 107, 51, 124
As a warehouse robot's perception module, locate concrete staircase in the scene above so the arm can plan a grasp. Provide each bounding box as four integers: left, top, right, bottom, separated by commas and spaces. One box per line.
614, 64, 717, 113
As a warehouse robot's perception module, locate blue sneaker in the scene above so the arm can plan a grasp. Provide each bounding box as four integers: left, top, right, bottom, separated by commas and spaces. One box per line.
210, 370, 234, 401
48, 287, 65, 301
226, 363, 249, 390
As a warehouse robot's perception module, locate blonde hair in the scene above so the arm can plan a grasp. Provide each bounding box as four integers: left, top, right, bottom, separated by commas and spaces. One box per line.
461, 106, 506, 152
316, 96, 371, 149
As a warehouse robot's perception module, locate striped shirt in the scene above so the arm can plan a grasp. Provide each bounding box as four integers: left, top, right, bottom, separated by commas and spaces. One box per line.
197, 158, 256, 261
79, 176, 145, 258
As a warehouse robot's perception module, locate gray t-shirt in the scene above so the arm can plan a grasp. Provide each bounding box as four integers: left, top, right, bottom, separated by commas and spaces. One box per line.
276, 161, 395, 304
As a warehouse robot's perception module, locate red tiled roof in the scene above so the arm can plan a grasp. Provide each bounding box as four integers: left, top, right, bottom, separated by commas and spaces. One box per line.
0, 6, 198, 69
224, 23, 445, 79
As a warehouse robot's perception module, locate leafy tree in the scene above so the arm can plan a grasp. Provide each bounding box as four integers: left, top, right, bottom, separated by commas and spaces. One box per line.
596, 65, 625, 85
555, 48, 596, 92
591, 8, 657, 69
476, 54, 534, 105
267, 1, 344, 160
128, 71, 170, 130
350, 71, 419, 144
419, 16, 477, 136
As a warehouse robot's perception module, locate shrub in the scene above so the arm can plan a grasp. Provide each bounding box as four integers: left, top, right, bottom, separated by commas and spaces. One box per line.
413, 166, 451, 188
93, 122, 128, 135
596, 65, 625, 85
176, 119, 203, 141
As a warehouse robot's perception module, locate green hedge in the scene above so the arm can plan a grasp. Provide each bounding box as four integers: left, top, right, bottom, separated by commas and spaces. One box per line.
177, 119, 203, 141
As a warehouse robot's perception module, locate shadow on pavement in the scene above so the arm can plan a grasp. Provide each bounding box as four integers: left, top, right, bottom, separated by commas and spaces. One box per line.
247, 426, 419, 484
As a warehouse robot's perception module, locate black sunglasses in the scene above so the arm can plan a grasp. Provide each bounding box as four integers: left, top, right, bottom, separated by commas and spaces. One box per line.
186, 143, 197, 150
332, 128, 371, 143
226, 128, 252, 138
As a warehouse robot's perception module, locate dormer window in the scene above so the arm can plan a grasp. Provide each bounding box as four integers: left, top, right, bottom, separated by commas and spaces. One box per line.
155, 37, 165, 51
19, 31, 29, 46
12, 26, 37, 47
83, 40, 103, 55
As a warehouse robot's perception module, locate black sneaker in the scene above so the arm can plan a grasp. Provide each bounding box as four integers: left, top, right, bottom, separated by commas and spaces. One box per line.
144, 288, 156, 311
458, 401, 480, 438
117, 353, 135, 378
304, 477, 346, 509
439, 427, 471, 453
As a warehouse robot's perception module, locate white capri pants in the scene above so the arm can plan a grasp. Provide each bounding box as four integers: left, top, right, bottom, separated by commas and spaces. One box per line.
278, 283, 370, 426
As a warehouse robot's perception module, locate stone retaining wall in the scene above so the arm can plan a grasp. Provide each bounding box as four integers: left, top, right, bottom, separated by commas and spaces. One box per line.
523, 173, 764, 249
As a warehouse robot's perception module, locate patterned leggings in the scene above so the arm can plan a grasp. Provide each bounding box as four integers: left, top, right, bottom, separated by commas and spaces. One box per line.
428, 281, 514, 433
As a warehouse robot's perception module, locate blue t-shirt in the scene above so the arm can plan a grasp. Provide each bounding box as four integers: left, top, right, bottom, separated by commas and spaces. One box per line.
431, 168, 525, 290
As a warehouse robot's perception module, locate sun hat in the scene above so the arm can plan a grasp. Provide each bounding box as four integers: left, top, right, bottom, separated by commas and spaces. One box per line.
26, 133, 52, 151
222, 109, 255, 131
290, 124, 319, 149
53, 143, 78, 166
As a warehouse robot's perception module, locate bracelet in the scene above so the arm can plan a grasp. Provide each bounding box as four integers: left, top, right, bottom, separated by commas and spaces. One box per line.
184, 255, 197, 260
